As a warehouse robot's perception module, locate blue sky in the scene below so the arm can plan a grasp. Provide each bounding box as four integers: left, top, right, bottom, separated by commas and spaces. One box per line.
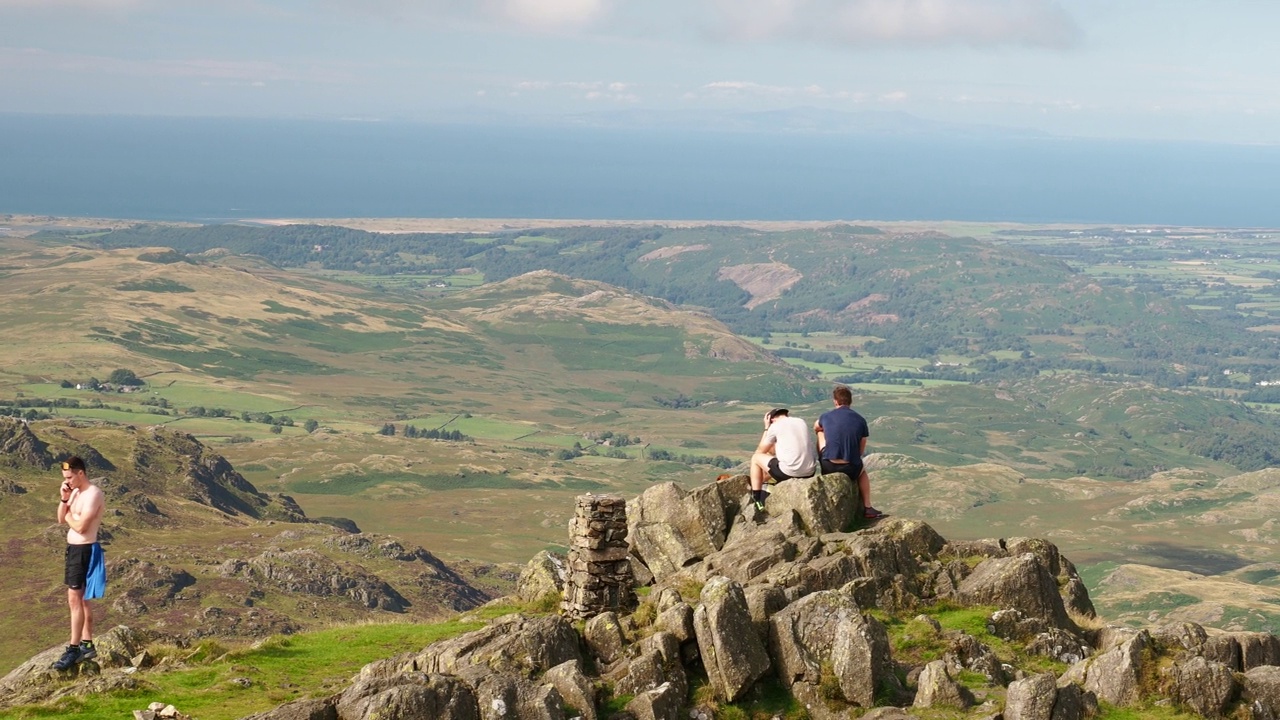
2, 0, 1278, 144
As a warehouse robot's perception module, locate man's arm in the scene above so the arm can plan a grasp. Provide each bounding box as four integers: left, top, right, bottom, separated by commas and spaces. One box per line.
56, 480, 72, 523
858, 437, 868, 457
65, 487, 104, 535
756, 431, 776, 455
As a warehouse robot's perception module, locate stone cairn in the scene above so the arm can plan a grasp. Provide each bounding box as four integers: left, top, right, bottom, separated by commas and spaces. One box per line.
562, 493, 637, 621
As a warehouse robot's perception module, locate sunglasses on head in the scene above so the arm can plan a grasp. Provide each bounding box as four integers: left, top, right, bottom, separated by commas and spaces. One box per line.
62, 462, 76, 471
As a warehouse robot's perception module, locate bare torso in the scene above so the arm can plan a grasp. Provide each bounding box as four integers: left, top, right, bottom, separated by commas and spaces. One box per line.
65, 485, 104, 544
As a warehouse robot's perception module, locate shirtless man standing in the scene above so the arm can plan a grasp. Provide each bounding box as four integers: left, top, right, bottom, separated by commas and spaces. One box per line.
53, 456, 105, 671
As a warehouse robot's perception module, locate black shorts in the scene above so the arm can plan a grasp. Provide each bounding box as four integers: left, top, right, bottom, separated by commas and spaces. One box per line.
65, 543, 93, 589
767, 458, 814, 483
821, 458, 864, 480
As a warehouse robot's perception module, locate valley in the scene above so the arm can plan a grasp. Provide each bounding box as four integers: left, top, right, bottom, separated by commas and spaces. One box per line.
4, 216, 1280, 674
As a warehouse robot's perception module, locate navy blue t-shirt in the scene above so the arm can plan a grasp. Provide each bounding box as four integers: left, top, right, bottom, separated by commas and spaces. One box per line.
817, 406, 869, 462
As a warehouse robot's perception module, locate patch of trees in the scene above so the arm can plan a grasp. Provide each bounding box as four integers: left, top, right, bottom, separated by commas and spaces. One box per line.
0, 397, 83, 409
588, 430, 641, 447
402, 424, 471, 441
653, 394, 703, 409
229, 410, 294, 428
1180, 416, 1280, 471
1239, 387, 1280, 404
771, 348, 844, 365
646, 448, 734, 469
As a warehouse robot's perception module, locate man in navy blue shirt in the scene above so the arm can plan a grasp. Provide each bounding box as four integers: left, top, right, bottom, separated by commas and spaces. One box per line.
815, 385, 884, 519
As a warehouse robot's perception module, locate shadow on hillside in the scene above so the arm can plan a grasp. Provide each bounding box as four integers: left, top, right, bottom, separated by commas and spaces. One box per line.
1137, 542, 1251, 576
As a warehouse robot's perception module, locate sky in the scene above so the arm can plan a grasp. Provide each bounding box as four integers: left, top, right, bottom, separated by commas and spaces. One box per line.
2, 0, 1279, 144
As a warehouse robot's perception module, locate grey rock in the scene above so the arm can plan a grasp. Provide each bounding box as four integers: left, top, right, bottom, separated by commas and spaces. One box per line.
1093, 625, 1141, 653
629, 555, 654, 588
415, 614, 582, 678
763, 472, 857, 536
1152, 621, 1209, 654
1005, 673, 1057, 720
1050, 683, 1098, 720
624, 682, 683, 720
1200, 634, 1242, 671
653, 602, 694, 643
1027, 628, 1090, 665
701, 528, 797, 586
336, 671, 479, 720
627, 482, 729, 581
769, 589, 893, 707
628, 523, 704, 583
1062, 576, 1096, 618
515, 551, 566, 604
543, 660, 596, 720
516, 683, 565, 720
584, 612, 627, 666
1234, 632, 1280, 670
693, 576, 770, 701
1243, 665, 1280, 720
1170, 656, 1237, 718
1060, 631, 1150, 707
957, 554, 1072, 630
611, 649, 666, 698
788, 680, 858, 720
635, 632, 681, 667
653, 588, 682, 613
947, 632, 1006, 684
912, 659, 973, 709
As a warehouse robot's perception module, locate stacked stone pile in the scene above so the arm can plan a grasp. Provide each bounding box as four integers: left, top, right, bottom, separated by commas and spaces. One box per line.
562, 493, 636, 621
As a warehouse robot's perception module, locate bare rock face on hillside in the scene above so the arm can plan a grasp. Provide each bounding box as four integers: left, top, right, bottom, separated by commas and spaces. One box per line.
221, 548, 410, 611
128, 427, 307, 521
325, 533, 490, 611
0, 417, 53, 469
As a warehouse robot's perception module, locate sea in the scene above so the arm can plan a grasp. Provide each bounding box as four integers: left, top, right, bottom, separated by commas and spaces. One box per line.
3, 113, 1279, 227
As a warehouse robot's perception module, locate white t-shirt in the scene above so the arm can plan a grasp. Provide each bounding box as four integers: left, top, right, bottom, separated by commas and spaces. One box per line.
763, 415, 817, 478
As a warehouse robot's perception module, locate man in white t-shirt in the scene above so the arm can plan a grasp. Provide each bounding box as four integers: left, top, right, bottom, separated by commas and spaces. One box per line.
748, 408, 817, 511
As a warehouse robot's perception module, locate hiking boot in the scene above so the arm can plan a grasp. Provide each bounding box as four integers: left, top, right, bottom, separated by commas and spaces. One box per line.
863, 506, 887, 520
753, 499, 766, 513
78, 640, 97, 661
52, 645, 81, 671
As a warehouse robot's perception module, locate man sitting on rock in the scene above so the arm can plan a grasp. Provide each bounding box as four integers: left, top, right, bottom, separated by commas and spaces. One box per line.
815, 385, 885, 519
749, 408, 817, 511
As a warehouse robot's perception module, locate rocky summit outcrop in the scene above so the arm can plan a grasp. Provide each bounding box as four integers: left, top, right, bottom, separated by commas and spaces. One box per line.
18, 469, 1280, 719
0, 416, 53, 469
232, 470, 1280, 720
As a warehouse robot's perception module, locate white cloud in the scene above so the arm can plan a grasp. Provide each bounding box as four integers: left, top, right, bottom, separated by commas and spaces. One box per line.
703, 0, 1081, 49
496, 0, 606, 31
316, 0, 610, 33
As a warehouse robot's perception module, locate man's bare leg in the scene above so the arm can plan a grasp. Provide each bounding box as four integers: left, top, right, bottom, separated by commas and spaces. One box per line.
81, 598, 94, 643
749, 452, 773, 493
67, 588, 85, 645
859, 469, 871, 509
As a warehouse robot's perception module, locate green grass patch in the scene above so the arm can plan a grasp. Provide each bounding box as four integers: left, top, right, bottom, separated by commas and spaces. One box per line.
116, 278, 195, 293
4, 621, 486, 720
261, 300, 311, 315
